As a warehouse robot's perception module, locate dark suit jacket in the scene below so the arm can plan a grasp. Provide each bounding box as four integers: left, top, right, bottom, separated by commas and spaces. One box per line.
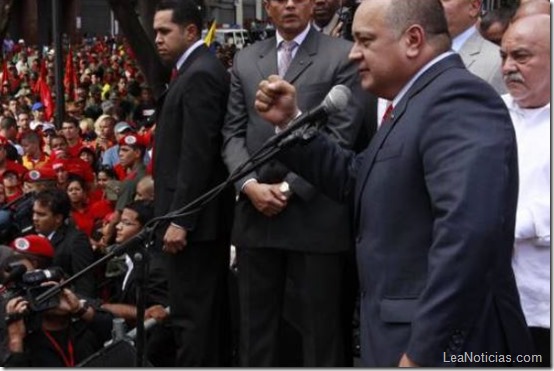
154, 44, 234, 243
278, 54, 533, 365
117, 253, 169, 308
51, 222, 96, 298
222, 27, 371, 253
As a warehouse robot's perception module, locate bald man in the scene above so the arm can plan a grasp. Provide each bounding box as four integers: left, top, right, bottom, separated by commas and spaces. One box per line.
500, 14, 550, 367
513, 0, 551, 21
254, 0, 533, 366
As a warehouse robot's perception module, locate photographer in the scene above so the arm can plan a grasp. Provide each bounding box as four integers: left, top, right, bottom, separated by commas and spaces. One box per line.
3, 284, 113, 367
0, 235, 112, 366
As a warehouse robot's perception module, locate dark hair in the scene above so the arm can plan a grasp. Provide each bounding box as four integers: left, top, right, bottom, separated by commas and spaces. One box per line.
62, 115, 80, 128
386, 0, 451, 52
156, 0, 204, 37
20, 131, 41, 144
480, 7, 515, 33
35, 189, 72, 220
0, 116, 17, 131
67, 174, 89, 194
123, 200, 154, 227
97, 165, 117, 180
50, 134, 68, 146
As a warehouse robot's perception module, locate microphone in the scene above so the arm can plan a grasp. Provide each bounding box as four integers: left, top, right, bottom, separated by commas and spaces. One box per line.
264, 84, 351, 148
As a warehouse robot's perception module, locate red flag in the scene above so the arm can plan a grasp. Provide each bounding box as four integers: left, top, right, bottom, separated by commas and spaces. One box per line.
63, 45, 78, 101
34, 60, 54, 121
1, 61, 12, 93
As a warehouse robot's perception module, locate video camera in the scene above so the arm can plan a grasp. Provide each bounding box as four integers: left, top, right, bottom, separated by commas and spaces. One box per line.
2, 263, 64, 313
337, 1, 359, 41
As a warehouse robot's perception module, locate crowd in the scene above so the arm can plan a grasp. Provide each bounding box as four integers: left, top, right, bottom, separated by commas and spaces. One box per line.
0, 0, 550, 367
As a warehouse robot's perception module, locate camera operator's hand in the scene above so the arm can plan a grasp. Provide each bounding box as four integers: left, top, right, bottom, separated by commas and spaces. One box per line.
6, 296, 29, 352
55, 287, 81, 316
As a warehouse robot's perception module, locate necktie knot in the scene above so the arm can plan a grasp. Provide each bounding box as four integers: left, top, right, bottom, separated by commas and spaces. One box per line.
170, 68, 178, 82
278, 40, 298, 77
280, 40, 297, 52
381, 102, 394, 125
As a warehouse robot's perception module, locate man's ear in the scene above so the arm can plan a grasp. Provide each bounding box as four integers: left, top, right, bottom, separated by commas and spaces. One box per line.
404, 24, 424, 59
185, 23, 200, 41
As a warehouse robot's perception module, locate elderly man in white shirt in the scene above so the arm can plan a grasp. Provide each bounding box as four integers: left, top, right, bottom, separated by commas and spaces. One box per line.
500, 14, 550, 367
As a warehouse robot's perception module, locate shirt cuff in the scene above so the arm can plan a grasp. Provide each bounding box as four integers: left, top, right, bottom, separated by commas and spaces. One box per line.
170, 222, 186, 230
275, 110, 303, 134
240, 178, 258, 192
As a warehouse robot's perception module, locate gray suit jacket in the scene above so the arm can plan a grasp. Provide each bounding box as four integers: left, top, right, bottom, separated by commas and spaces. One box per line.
222, 27, 368, 252
458, 29, 507, 94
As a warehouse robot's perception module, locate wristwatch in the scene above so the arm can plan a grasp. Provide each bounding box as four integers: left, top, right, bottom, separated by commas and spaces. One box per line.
279, 181, 292, 198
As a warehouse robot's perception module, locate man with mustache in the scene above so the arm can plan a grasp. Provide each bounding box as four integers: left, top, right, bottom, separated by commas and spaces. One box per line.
500, 14, 550, 367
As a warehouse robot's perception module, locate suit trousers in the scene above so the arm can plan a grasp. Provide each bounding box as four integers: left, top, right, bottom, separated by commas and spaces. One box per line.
237, 246, 346, 366
165, 239, 232, 366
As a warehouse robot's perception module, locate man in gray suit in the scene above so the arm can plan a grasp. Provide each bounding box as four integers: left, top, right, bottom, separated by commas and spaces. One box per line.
441, 0, 506, 94
221, 0, 367, 365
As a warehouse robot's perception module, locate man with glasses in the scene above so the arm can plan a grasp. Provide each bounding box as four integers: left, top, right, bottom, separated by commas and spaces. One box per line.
101, 200, 175, 366
221, 0, 366, 365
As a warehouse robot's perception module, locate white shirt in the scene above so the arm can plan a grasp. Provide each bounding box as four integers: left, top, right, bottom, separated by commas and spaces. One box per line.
503, 94, 550, 328
175, 39, 206, 71
122, 254, 134, 291
275, 24, 311, 61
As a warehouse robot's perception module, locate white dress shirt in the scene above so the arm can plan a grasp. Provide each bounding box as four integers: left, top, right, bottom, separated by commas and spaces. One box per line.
503, 94, 550, 329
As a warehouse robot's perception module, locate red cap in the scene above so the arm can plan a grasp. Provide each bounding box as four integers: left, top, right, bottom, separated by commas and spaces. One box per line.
118, 133, 145, 148
51, 158, 66, 172
10, 235, 55, 258
66, 159, 95, 183
3, 161, 28, 179
24, 167, 57, 182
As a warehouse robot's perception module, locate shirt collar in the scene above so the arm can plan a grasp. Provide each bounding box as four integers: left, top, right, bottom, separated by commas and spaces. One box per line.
392, 51, 455, 107
502, 94, 550, 117
175, 39, 205, 71
451, 25, 476, 53
276, 24, 311, 49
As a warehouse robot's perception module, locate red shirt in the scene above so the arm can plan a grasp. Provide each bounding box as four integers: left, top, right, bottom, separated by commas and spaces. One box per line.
67, 140, 84, 159
71, 207, 95, 237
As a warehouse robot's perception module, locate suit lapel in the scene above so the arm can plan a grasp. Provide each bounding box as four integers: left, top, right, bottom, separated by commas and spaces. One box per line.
458, 31, 482, 70
255, 28, 318, 82
256, 39, 279, 79
50, 225, 65, 248
353, 54, 465, 224
157, 44, 208, 104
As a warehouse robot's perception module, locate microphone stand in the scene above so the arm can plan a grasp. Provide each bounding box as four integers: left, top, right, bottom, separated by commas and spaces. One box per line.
32, 124, 310, 367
